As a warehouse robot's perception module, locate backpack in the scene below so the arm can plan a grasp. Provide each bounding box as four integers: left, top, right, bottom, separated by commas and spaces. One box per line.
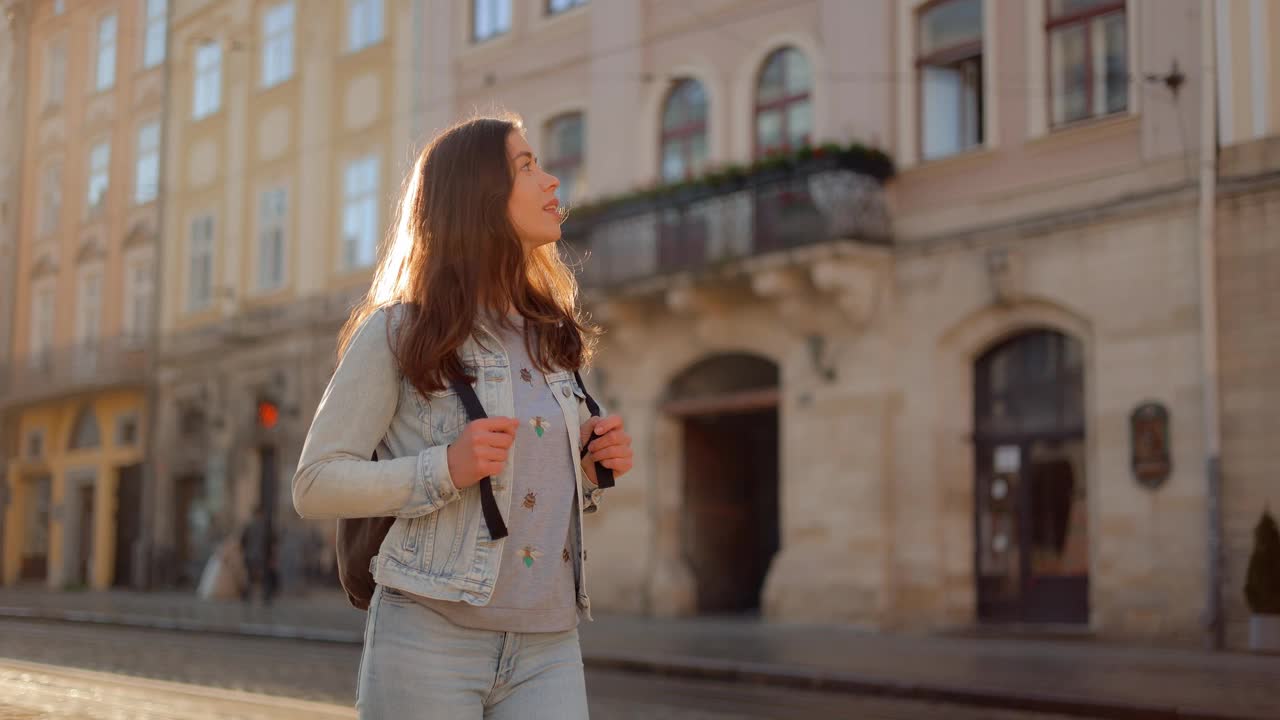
335, 371, 613, 611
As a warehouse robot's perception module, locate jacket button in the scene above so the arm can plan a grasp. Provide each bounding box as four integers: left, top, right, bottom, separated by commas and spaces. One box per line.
562, 386, 571, 397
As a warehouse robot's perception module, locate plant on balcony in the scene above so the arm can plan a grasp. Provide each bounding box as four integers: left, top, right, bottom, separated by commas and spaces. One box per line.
565, 140, 895, 223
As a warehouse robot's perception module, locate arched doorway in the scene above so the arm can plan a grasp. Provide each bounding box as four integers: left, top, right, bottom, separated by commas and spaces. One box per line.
974, 330, 1089, 623
665, 354, 780, 615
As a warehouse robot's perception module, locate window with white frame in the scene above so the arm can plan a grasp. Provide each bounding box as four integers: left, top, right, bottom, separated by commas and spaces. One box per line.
544, 113, 584, 203
547, 0, 586, 15
143, 0, 167, 68
261, 2, 295, 88
257, 187, 288, 291
472, 0, 510, 42
661, 79, 709, 182
135, 121, 160, 205
342, 155, 380, 270
86, 141, 110, 218
75, 266, 103, 348
917, 0, 984, 161
123, 250, 154, 341
45, 38, 66, 107
348, 0, 384, 52
28, 278, 56, 369
188, 214, 214, 311
193, 42, 221, 119
1047, 0, 1127, 126
95, 13, 117, 91
39, 161, 62, 236
755, 48, 812, 158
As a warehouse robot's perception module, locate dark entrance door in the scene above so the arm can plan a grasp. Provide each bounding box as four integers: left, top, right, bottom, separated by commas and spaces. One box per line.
974, 330, 1089, 624
114, 464, 143, 587
75, 484, 95, 586
683, 409, 780, 614
668, 353, 781, 616
19, 476, 52, 581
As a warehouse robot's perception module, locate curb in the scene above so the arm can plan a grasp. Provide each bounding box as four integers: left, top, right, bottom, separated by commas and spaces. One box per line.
0, 607, 1260, 720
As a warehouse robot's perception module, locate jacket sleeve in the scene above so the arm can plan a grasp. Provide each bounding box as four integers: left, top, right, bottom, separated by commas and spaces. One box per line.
292, 308, 460, 520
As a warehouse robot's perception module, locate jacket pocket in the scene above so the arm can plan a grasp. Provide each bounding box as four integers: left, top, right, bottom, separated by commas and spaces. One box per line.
425, 387, 466, 444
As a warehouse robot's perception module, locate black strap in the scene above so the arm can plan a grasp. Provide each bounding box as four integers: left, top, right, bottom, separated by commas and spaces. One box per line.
451, 380, 510, 540
574, 370, 615, 490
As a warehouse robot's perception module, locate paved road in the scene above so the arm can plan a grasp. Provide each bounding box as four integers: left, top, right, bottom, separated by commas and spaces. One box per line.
0, 619, 1087, 719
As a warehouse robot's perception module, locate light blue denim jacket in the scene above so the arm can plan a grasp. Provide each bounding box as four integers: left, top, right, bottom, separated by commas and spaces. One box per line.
292, 307, 606, 616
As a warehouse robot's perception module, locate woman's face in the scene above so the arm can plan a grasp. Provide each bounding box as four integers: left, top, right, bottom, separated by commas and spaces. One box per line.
506, 131, 562, 252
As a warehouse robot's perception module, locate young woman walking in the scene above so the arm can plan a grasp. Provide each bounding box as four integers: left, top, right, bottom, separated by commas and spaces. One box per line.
293, 115, 633, 719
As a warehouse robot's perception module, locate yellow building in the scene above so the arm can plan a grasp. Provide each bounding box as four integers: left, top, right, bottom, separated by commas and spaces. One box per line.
2, 0, 166, 590
152, 0, 414, 588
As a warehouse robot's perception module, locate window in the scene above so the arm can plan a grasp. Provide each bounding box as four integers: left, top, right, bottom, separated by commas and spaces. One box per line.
96, 14, 118, 91
69, 406, 102, 450
918, 0, 984, 160
472, 0, 511, 42
188, 214, 214, 311
661, 79, 709, 182
45, 38, 66, 107
754, 47, 812, 158
342, 155, 380, 270
25, 429, 45, 459
39, 161, 62, 236
123, 251, 154, 341
75, 266, 103, 348
28, 279, 56, 369
1047, 0, 1127, 126
54, 0, 65, 15
261, 2, 295, 88
544, 113, 584, 203
135, 121, 160, 205
193, 42, 221, 119
348, 0, 384, 51
143, 0, 167, 68
86, 141, 110, 218
116, 414, 139, 446
547, 0, 586, 15
257, 188, 287, 291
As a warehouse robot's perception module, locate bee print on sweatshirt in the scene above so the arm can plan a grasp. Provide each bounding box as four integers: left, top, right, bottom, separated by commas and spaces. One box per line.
529, 416, 548, 438
523, 491, 537, 510
562, 547, 571, 564
520, 368, 533, 385
518, 546, 542, 569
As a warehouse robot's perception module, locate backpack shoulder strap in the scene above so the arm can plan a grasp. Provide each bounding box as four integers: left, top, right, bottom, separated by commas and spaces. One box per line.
574, 370, 615, 489
451, 380, 509, 540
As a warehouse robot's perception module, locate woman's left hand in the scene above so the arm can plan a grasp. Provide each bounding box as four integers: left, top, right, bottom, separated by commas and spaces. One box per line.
580, 415, 633, 482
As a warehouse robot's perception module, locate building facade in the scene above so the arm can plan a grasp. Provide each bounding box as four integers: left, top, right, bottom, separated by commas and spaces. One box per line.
4, 0, 1275, 652
2, 0, 165, 590
149, 0, 420, 589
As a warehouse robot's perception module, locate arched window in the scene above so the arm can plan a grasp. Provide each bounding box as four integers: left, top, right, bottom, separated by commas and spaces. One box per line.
69, 405, 102, 450
544, 113, 584, 203
754, 47, 812, 158
660, 79, 709, 182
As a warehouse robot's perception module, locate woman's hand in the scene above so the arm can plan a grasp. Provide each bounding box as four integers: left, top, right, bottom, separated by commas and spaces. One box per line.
446, 417, 520, 489
580, 415, 633, 483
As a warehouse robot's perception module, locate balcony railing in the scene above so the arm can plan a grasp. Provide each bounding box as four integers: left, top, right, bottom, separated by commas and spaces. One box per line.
561, 157, 892, 290
1, 335, 153, 407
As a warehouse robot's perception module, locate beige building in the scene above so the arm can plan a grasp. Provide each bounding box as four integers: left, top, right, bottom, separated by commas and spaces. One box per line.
4, 0, 1265, 652
150, 0, 420, 588
1, 0, 165, 590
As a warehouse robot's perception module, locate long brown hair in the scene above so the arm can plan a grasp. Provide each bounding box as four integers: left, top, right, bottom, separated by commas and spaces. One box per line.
337, 114, 597, 395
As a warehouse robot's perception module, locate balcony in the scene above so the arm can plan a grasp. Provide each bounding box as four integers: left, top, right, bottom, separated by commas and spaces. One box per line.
561, 147, 893, 292
1, 335, 153, 409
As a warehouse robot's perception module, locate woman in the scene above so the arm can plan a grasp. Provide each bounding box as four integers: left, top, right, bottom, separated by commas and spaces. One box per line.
293, 115, 633, 719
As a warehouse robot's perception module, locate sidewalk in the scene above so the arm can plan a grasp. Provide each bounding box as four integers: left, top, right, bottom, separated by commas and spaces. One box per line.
0, 587, 1274, 720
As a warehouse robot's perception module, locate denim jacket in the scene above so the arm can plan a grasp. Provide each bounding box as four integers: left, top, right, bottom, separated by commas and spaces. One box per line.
292, 307, 606, 616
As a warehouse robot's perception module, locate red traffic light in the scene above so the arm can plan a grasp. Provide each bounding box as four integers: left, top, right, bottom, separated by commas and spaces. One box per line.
258, 400, 279, 429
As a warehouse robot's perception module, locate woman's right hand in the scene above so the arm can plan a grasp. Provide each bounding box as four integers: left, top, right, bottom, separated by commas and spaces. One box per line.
446, 417, 520, 489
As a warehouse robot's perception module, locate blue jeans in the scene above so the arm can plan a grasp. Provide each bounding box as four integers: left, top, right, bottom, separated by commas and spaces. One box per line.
357, 585, 589, 719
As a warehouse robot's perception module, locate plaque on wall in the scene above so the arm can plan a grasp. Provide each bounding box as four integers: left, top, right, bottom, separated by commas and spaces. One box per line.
1131, 402, 1171, 490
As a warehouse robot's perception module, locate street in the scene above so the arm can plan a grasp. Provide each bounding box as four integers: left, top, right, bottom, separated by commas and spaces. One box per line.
0, 619, 1087, 719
